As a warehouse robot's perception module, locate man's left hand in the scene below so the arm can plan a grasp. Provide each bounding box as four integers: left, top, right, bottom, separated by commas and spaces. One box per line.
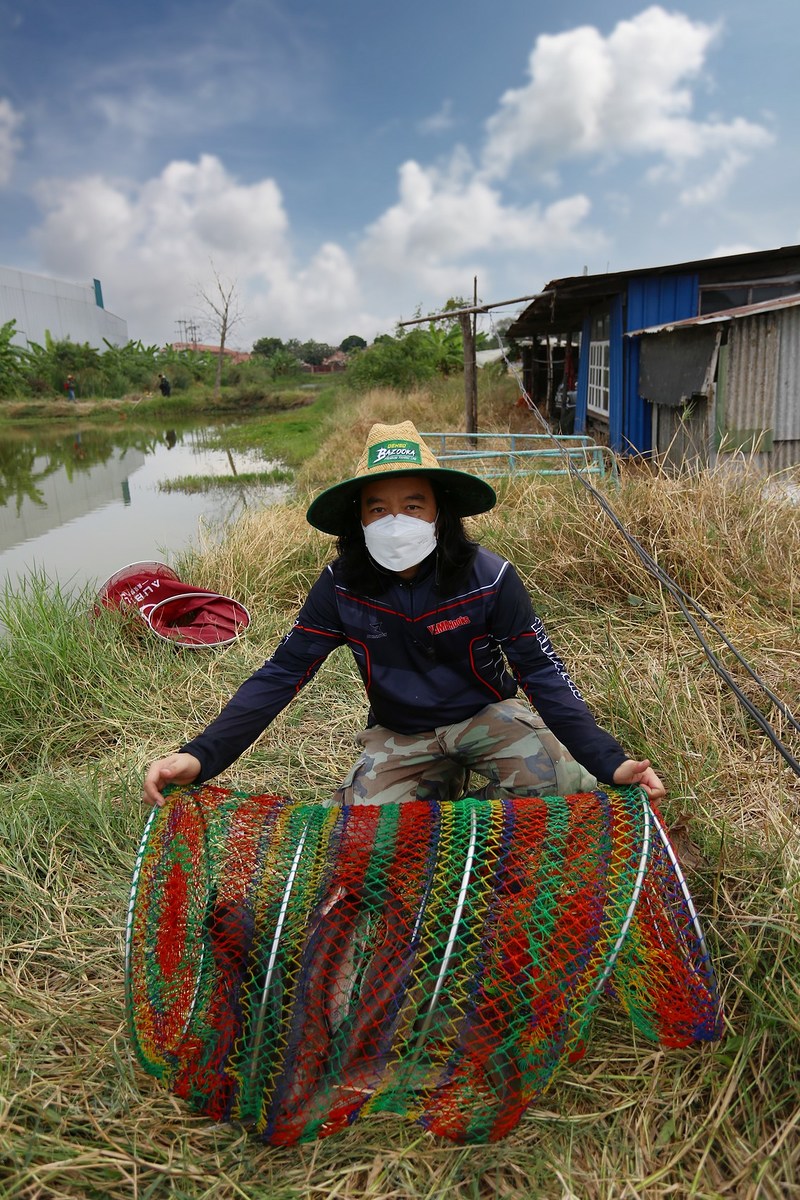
612, 759, 666, 801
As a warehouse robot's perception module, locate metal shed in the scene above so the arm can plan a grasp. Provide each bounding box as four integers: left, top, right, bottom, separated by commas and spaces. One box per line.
508, 245, 800, 465
628, 294, 800, 471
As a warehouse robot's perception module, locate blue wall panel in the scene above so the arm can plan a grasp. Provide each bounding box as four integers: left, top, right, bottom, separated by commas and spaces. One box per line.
608, 294, 625, 450
575, 272, 699, 452
621, 273, 699, 454
575, 315, 591, 434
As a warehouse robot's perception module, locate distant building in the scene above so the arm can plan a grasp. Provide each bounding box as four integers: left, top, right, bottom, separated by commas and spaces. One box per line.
305, 349, 348, 374
0, 266, 128, 347
171, 342, 251, 364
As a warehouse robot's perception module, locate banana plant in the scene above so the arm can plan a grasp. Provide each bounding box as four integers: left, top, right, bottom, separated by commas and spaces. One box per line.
0, 321, 32, 396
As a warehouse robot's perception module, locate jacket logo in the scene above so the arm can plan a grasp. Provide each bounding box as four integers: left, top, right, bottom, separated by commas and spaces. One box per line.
367, 618, 387, 638
427, 616, 471, 635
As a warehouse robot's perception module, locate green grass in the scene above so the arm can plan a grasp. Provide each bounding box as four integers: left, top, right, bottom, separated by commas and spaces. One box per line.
1, 381, 799, 1198
157, 468, 294, 494
202, 383, 348, 467
0, 378, 330, 426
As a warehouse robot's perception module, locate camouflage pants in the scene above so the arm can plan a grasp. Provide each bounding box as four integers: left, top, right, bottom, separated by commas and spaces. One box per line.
332, 698, 597, 806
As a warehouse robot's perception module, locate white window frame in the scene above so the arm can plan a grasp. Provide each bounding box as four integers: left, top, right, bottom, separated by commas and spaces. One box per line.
587, 316, 610, 416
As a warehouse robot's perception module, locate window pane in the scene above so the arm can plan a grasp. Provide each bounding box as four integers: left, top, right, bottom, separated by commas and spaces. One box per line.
699, 287, 749, 314
587, 340, 610, 415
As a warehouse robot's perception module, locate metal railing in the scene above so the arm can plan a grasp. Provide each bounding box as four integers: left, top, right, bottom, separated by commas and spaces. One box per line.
421, 432, 614, 479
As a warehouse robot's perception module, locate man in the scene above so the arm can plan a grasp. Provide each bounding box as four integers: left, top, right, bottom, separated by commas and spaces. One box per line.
143, 421, 664, 807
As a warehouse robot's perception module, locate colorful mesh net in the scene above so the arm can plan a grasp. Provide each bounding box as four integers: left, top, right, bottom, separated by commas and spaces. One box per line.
125, 785, 722, 1144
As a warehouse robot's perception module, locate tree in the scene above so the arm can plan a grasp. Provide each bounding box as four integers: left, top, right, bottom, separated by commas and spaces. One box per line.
197, 264, 242, 397
439, 296, 472, 329
345, 328, 439, 391
252, 336, 285, 359
298, 339, 335, 366
422, 322, 464, 375
487, 316, 522, 360
339, 334, 367, 353
267, 349, 303, 380
0, 320, 31, 396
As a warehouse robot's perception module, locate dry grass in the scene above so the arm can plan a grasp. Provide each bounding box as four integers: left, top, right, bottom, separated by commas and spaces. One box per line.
1, 382, 799, 1198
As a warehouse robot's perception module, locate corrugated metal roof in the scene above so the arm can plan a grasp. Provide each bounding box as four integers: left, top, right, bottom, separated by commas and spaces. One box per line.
626, 292, 800, 336
508, 243, 800, 338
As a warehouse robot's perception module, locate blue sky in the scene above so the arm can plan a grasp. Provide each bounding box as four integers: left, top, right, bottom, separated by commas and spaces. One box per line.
1, 0, 798, 348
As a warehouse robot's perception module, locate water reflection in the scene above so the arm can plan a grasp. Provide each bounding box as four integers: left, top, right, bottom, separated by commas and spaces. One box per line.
0, 420, 289, 592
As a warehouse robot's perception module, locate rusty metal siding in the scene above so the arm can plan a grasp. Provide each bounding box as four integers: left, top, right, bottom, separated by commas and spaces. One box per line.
768, 440, 800, 470
776, 306, 800, 440
725, 314, 779, 438
653, 397, 710, 470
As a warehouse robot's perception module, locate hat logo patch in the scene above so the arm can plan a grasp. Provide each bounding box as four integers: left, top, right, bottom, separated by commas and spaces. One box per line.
368, 440, 422, 467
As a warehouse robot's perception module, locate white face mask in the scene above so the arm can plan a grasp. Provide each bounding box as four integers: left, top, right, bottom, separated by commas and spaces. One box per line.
362, 513, 438, 572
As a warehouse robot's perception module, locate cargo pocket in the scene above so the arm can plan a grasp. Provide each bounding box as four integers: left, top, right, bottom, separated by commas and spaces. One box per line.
530, 722, 598, 795
505, 703, 597, 795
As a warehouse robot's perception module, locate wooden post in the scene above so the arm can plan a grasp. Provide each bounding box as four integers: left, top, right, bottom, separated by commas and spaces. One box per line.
460, 276, 479, 447
521, 344, 534, 403
545, 337, 553, 421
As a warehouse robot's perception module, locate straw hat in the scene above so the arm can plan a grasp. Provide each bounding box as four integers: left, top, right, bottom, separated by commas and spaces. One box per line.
305, 421, 496, 535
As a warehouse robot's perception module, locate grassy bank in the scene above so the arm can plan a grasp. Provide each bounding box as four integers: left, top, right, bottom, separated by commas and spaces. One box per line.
1, 384, 798, 1198
0, 376, 331, 427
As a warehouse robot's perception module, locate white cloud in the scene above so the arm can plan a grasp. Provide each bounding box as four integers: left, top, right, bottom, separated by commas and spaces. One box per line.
676, 148, 749, 206
22, 7, 780, 346
34, 156, 285, 342
31, 154, 381, 346
710, 242, 763, 259
29, 139, 600, 347
0, 97, 22, 186
358, 153, 596, 298
481, 6, 773, 203
243, 241, 374, 344
417, 99, 455, 135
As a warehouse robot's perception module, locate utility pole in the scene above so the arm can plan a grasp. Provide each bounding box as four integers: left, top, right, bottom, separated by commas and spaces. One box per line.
398, 286, 550, 443
175, 319, 200, 349
458, 276, 478, 446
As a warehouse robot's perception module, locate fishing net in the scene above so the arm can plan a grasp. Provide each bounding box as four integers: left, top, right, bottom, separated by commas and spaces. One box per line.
96, 561, 251, 648
126, 785, 722, 1144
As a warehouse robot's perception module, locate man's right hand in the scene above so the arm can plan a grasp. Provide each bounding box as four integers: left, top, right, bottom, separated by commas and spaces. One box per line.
143, 752, 202, 807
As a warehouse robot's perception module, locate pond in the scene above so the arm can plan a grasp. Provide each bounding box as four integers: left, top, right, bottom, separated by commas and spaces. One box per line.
0, 418, 291, 595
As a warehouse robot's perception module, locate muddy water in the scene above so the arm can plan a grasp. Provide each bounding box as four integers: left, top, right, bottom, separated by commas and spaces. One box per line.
0, 418, 289, 594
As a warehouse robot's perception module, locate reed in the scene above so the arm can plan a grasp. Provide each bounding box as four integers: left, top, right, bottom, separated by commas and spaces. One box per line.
1, 384, 798, 1198
157, 469, 294, 494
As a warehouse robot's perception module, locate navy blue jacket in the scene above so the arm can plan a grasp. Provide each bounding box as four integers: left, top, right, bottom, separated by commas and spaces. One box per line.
181, 547, 628, 784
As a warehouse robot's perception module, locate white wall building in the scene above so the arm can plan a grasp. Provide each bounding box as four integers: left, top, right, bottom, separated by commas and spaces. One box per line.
0, 266, 128, 348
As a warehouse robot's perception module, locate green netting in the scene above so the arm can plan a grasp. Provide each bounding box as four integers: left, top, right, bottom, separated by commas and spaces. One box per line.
126, 785, 722, 1144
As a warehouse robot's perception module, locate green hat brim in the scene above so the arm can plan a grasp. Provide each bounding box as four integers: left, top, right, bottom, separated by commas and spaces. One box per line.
305, 466, 497, 535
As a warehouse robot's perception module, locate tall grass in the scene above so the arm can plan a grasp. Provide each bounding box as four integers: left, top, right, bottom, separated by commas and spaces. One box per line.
1, 383, 798, 1198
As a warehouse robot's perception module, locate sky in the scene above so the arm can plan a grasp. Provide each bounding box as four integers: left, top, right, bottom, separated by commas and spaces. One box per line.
1, 0, 799, 350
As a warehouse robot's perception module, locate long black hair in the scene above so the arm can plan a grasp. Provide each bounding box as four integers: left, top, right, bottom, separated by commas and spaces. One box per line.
335, 480, 479, 594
